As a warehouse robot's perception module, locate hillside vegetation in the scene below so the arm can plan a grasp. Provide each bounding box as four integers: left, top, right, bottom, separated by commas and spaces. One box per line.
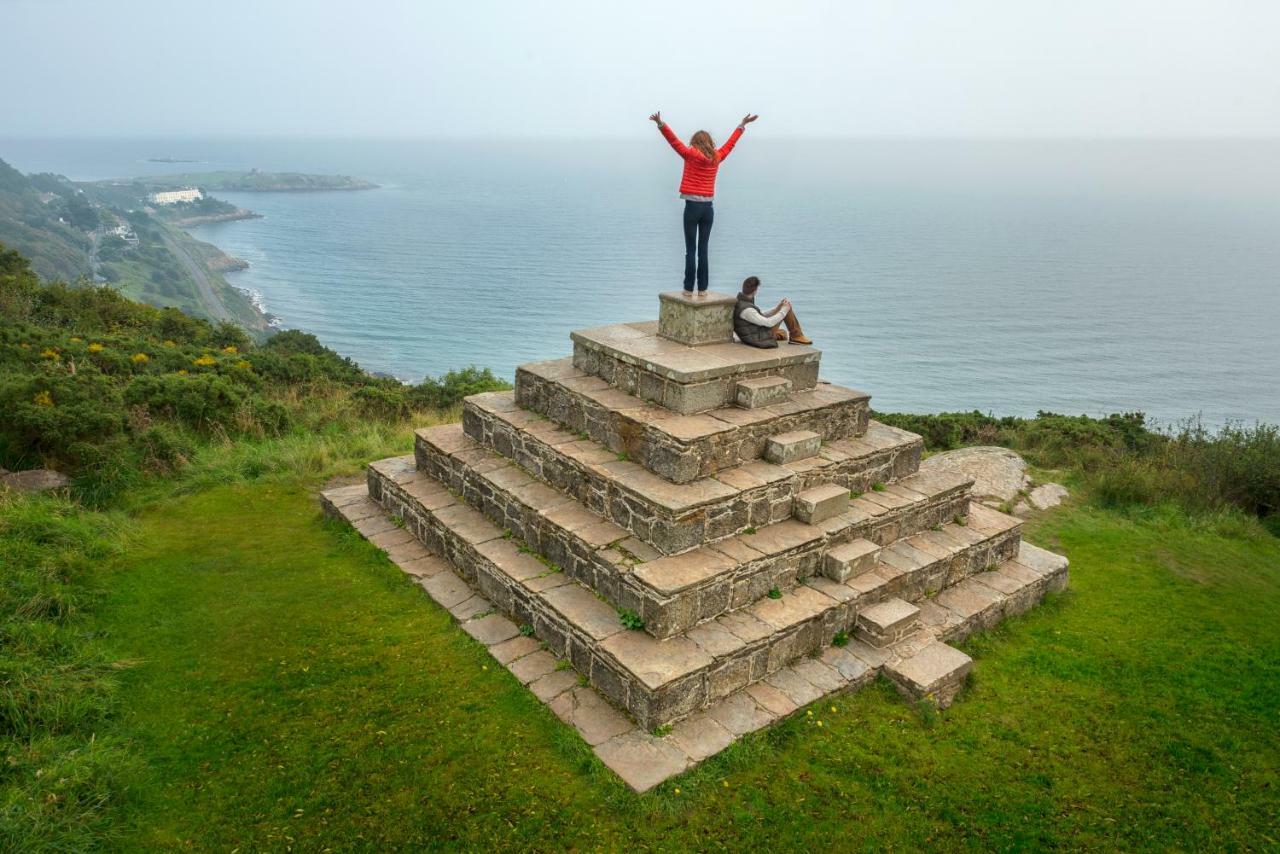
1, 246, 1276, 849
0, 159, 91, 282
0, 243, 507, 503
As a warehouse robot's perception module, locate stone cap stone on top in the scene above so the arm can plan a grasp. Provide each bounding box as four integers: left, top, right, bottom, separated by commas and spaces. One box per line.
657, 290, 737, 346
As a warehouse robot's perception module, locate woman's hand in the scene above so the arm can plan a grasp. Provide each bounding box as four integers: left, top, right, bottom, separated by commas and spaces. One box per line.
739, 113, 759, 128
649, 111, 663, 125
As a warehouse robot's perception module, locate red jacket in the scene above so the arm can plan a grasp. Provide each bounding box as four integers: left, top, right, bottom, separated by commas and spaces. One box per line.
658, 123, 744, 198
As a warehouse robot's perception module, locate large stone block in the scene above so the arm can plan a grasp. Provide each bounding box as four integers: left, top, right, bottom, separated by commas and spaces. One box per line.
764, 430, 821, 465
793, 483, 849, 524
823, 538, 880, 582
854, 597, 920, 647
658, 290, 736, 346
735, 376, 792, 409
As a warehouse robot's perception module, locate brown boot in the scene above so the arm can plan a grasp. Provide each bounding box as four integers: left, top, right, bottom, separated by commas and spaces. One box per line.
782, 307, 812, 345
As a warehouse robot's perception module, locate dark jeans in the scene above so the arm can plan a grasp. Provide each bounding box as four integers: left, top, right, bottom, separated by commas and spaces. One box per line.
682, 200, 714, 291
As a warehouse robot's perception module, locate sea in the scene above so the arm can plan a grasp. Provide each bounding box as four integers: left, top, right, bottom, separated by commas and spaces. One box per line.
3, 136, 1278, 426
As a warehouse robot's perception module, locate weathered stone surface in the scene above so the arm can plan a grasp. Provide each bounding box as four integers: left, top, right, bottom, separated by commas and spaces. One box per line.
529, 668, 579, 702
450, 595, 491, 620
823, 538, 880, 582
658, 290, 736, 346
490, 635, 541, 664
508, 649, 559, 684
707, 691, 774, 736
765, 430, 822, 465
667, 712, 735, 761
594, 730, 690, 792
599, 632, 712, 690
462, 613, 520, 646
919, 446, 1028, 503
418, 570, 473, 609
764, 666, 823, 707
1028, 482, 1069, 510
819, 646, 873, 683
744, 680, 798, 717
794, 483, 849, 524
790, 658, 845, 693
883, 641, 972, 708
736, 375, 792, 409
855, 598, 921, 647
549, 686, 633, 746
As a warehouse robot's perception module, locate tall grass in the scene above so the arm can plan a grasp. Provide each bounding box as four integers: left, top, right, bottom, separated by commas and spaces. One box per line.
0, 491, 135, 850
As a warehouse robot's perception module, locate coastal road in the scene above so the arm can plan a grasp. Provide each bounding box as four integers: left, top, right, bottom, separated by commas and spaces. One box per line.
158, 227, 232, 323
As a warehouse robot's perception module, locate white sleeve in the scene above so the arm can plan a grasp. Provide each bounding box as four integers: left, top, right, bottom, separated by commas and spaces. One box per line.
741, 305, 783, 327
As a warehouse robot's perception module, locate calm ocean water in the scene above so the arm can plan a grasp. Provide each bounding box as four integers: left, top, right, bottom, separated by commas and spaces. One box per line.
4, 137, 1278, 425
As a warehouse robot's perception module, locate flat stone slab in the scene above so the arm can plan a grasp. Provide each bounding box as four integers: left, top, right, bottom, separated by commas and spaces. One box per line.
919, 446, 1028, 503
658, 290, 736, 346
549, 686, 633, 746
595, 731, 691, 791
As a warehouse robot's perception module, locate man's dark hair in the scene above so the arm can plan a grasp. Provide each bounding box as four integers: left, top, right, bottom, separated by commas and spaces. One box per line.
742, 276, 760, 293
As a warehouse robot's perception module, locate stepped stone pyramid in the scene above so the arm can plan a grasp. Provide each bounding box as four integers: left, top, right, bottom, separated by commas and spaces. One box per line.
323, 291, 1068, 791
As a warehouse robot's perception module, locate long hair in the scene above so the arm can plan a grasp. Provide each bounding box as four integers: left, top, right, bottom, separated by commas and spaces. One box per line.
690, 130, 718, 163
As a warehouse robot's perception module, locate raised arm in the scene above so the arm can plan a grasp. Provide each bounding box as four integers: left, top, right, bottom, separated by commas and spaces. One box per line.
717, 113, 758, 162
655, 119, 696, 159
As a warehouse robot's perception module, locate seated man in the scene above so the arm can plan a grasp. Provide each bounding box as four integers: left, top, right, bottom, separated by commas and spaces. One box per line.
733, 276, 812, 347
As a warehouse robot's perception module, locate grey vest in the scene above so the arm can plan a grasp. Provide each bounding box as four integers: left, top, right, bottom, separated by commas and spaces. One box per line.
734, 293, 778, 349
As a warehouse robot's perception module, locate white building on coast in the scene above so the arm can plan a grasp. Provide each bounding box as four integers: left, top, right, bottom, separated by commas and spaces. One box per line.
149, 187, 203, 205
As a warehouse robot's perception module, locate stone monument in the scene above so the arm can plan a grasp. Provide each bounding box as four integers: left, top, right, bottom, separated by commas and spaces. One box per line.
323, 292, 1068, 791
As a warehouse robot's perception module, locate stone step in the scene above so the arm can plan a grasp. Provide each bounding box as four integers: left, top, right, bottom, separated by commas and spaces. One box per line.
325, 480, 1066, 789
514, 358, 871, 483
764, 430, 821, 465
854, 597, 920, 647
459, 397, 915, 555
409, 427, 976, 637
361, 462, 1043, 733
881, 637, 973, 708
823, 538, 880, 582
570, 320, 822, 414
736, 376, 792, 409
794, 483, 849, 524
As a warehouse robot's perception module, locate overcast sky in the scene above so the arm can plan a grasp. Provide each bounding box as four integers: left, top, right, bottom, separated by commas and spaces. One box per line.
5, 0, 1277, 138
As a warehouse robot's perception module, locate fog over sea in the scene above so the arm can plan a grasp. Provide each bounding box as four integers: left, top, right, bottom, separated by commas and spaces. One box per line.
4, 137, 1278, 426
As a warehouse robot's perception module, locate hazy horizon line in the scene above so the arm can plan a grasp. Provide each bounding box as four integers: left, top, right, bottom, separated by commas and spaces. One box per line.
4, 133, 1279, 143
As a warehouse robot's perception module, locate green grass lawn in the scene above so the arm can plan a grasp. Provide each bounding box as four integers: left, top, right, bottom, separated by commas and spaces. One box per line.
91, 477, 1280, 849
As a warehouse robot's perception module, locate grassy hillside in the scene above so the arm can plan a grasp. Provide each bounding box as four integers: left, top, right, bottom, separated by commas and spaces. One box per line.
0, 159, 91, 282
1, 247, 1277, 849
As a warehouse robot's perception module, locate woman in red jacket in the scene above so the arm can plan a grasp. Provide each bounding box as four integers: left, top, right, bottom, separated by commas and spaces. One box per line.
649, 110, 758, 293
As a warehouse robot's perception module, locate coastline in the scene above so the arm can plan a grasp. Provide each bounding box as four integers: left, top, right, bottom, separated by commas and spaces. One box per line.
168, 208, 262, 228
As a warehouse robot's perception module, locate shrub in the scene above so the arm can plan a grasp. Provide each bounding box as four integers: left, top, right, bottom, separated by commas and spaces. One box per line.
408, 366, 510, 410
123, 373, 246, 430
